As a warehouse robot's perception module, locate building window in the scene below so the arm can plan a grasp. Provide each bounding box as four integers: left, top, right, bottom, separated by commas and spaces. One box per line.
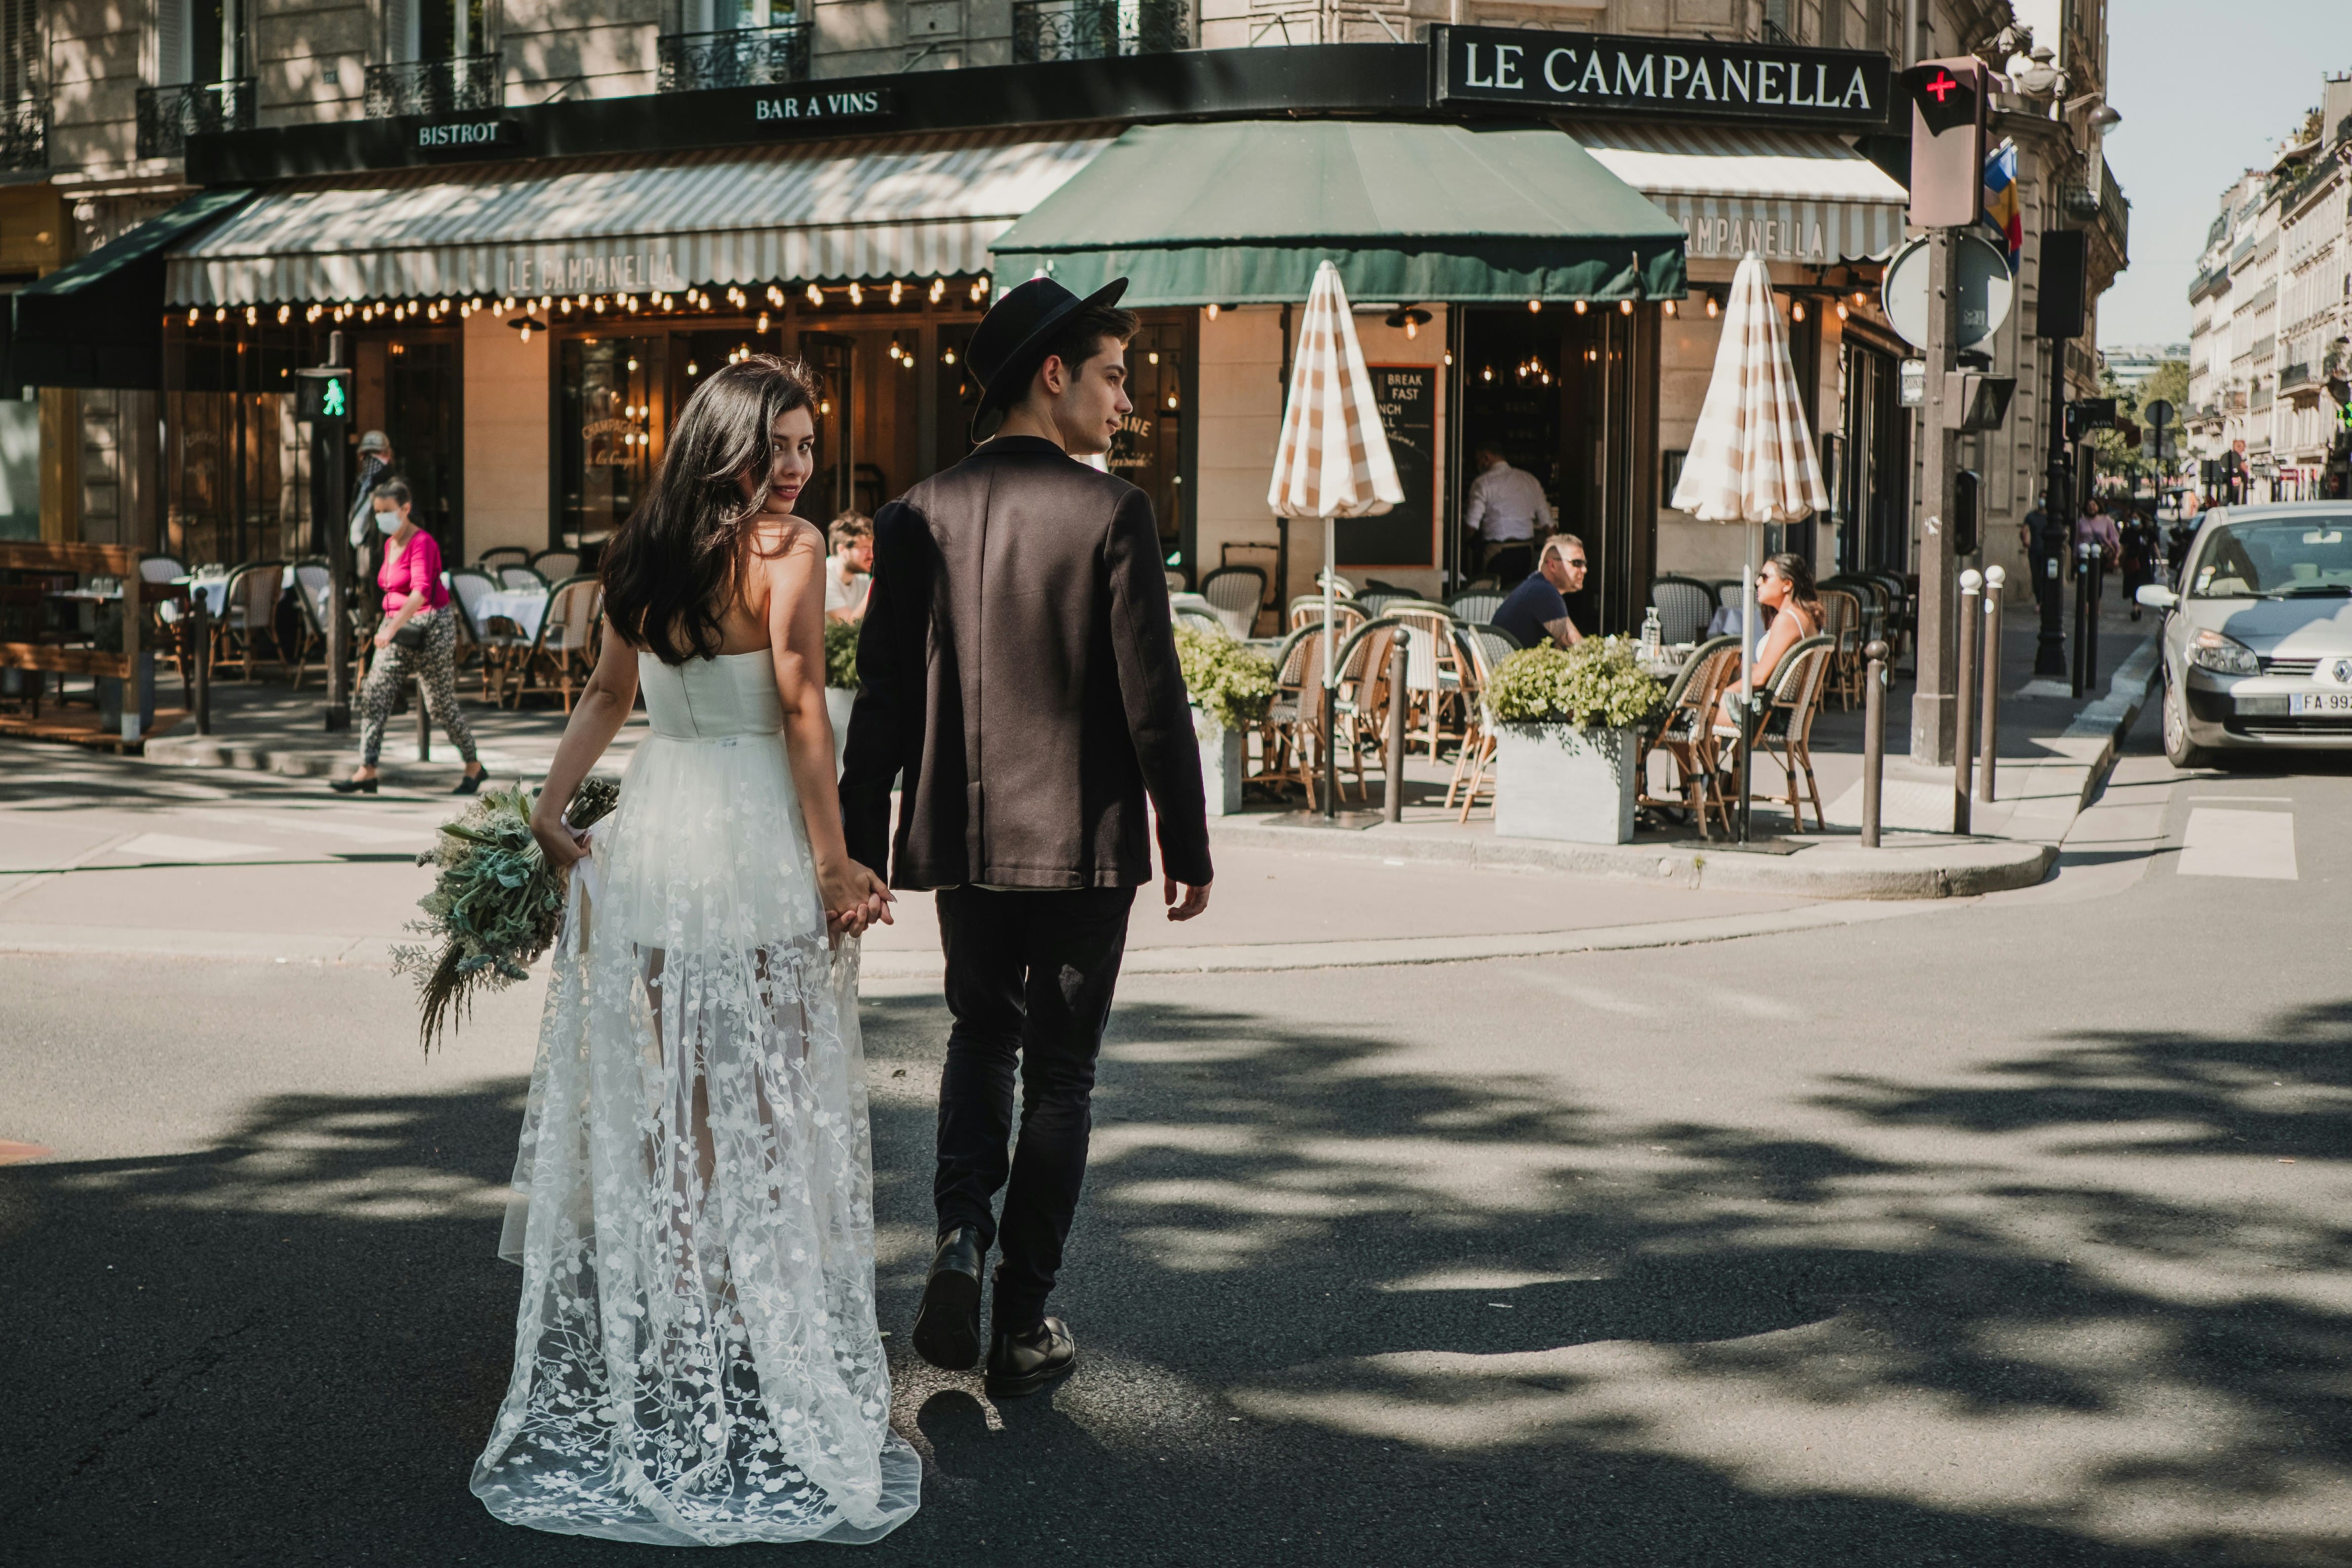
368, 0, 500, 117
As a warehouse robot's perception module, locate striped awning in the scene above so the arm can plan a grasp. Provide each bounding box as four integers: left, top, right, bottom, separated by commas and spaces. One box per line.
1563, 121, 1907, 267
164, 129, 1115, 306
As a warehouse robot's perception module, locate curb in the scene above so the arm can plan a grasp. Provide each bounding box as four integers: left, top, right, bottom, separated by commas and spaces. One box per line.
0, 897, 1950, 976
1209, 818, 2055, 900
2065, 637, 2163, 802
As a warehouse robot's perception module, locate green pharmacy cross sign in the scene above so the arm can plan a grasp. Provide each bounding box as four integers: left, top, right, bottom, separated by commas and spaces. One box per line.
297, 366, 356, 424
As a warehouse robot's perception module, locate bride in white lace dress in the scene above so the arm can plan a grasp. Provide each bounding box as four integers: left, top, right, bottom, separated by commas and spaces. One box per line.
472, 355, 920, 1546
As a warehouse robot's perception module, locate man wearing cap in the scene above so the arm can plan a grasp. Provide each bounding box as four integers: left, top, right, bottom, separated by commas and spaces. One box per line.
840, 277, 1213, 1400
346, 431, 395, 576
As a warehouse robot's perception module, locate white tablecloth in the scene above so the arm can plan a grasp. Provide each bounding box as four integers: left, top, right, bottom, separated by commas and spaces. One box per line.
181, 568, 296, 620
474, 588, 551, 641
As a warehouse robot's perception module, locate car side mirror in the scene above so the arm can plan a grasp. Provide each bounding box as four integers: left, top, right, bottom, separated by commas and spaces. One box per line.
2136, 584, 2179, 610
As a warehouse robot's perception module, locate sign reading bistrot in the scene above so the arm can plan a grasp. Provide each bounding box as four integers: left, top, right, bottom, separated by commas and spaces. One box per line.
1434, 26, 1891, 128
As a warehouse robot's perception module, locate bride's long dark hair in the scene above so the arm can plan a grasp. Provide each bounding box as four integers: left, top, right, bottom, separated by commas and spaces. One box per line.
600, 354, 818, 665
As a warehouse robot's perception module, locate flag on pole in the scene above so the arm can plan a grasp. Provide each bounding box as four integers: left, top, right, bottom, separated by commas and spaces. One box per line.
1983, 138, 2021, 268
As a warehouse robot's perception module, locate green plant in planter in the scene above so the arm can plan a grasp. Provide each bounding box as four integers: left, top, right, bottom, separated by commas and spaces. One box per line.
823, 617, 860, 690
1487, 636, 1665, 729
1173, 624, 1274, 732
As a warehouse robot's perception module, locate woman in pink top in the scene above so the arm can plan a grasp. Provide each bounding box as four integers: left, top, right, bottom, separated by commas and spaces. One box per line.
332, 477, 485, 795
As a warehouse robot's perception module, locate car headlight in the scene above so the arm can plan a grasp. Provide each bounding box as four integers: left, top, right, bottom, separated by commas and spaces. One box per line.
2189, 628, 2260, 676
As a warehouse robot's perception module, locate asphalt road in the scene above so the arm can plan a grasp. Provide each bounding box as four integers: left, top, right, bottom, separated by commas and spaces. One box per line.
4, 704, 2349, 1566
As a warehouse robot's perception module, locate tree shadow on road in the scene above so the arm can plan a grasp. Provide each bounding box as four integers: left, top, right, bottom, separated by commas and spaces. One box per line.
4, 988, 2346, 1566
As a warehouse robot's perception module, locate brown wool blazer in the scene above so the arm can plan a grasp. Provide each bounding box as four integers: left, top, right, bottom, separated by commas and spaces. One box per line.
838, 435, 1213, 892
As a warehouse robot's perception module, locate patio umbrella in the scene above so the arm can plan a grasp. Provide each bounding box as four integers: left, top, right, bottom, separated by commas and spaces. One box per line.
1668, 252, 1829, 841
1268, 260, 1404, 818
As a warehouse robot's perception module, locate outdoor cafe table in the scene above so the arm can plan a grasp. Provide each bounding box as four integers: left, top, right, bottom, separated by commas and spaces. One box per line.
473, 587, 551, 641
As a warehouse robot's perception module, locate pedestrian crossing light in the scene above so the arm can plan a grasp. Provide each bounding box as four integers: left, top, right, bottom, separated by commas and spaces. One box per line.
297, 366, 355, 424
1902, 58, 1987, 228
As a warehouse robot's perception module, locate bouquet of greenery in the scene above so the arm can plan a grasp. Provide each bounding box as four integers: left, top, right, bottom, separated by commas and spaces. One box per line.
392, 775, 621, 1053
1486, 636, 1665, 730
1173, 623, 1275, 732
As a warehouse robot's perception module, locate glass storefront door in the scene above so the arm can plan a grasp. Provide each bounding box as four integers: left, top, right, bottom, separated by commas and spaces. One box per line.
559, 334, 662, 553
1112, 313, 1191, 574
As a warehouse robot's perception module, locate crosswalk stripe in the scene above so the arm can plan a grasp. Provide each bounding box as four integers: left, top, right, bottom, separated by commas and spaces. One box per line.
2177, 808, 2298, 881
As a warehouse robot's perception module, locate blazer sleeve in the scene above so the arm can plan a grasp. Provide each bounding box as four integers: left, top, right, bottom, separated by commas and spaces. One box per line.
838, 501, 915, 879
1104, 487, 1213, 887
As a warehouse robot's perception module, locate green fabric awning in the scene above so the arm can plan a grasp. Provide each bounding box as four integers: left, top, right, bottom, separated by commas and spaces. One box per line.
992, 120, 1686, 306
10, 187, 255, 389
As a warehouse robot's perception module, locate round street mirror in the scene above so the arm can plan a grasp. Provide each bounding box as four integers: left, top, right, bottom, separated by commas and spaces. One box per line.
1880, 235, 2016, 352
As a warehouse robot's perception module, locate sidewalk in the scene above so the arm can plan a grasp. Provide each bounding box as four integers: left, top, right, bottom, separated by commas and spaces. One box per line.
1217, 593, 2160, 900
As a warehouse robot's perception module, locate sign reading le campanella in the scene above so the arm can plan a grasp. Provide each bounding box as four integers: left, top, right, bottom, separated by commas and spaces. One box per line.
1435, 26, 1891, 127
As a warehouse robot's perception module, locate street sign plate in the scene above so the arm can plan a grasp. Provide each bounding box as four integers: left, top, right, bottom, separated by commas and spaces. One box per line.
1880, 234, 2015, 352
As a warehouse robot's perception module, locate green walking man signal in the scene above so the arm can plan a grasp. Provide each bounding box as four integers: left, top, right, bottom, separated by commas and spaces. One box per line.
296, 365, 355, 424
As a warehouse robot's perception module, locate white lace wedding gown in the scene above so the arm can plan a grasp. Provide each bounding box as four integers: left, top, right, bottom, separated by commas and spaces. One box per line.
472, 648, 921, 1546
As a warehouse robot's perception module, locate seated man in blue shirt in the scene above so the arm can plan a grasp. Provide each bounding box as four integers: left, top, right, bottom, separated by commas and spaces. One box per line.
1491, 536, 1587, 649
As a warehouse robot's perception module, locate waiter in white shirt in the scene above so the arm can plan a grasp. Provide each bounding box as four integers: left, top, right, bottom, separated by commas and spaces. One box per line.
1463, 442, 1551, 585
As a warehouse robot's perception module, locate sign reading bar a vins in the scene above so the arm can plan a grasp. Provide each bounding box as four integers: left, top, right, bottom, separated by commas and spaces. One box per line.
750, 86, 894, 128
1433, 26, 1891, 127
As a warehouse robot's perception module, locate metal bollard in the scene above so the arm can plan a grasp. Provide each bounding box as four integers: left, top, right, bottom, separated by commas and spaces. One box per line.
1954, 570, 1980, 834
416, 675, 431, 761
188, 591, 212, 736
1862, 639, 1888, 848
2086, 551, 2102, 693
1979, 564, 2004, 802
2072, 541, 2092, 697
1383, 635, 1408, 823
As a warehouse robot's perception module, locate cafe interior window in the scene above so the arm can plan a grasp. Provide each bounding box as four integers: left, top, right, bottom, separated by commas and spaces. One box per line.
561, 335, 662, 552
1114, 314, 1191, 573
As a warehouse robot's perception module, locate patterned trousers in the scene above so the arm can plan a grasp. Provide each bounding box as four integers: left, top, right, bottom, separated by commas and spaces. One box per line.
359, 607, 479, 769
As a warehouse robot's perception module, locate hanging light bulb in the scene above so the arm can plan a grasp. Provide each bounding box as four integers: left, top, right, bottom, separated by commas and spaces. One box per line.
942, 348, 957, 365
1663, 300, 1677, 317
1205, 303, 1219, 320
929, 276, 945, 303
593, 296, 606, 314
1792, 300, 1806, 322
539, 296, 552, 312
1147, 350, 1160, 364
1706, 296, 1719, 319
699, 293, 713, 311
1528, 299, 1542, 314
560, 298, 572, 314
627, 356, 639, 373
1444, 350, 1453, 366
1836, 301, 1850, 321
757, 311, 770, 334
887, 338, 900, 361
1853, 291, 1868, 307
519, 322, 532, 343
848, 281, 863, 306
1404, 317, 1418, 340
1166, 393, 1177, 409
214, 307, 227, 322
890, 279, 904, 305
1481, 365, 1493, 382
806, 282, 822, 307
1573, 300, 1587, 315
1619, 299, 1633, 315
686, 359, 698, 375
188, 308, 199, 325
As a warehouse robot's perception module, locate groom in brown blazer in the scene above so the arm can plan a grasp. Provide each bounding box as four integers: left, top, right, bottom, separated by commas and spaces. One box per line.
839, 276, 1213, 1398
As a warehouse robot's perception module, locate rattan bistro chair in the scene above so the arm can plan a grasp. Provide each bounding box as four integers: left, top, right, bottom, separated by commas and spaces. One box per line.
1447, 589, 1505, 625
508, 575, 602, 712
1445, 623, 1523, 821
218, 561, 286, 681
1712, 634, 1836, 833
1647, 575, 1716, 647
1287, 595, 1365, 638
1817, 587, 1865, 708
448, 565, 523, 702
1636, 636, 1740, 836
1199, 565, 1267, 638
499, 563, 550, 594
477, 545, 530, 571
530, 548, 582, 582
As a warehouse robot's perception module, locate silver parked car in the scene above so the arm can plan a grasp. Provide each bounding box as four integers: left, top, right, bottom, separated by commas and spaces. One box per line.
2139, 500, 2352, 767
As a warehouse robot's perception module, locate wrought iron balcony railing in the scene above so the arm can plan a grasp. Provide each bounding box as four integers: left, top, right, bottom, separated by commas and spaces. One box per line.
136, 78, 257, 158
364, 53, 503, 118
657, 23, 812, 92
2281, 362, 2315, 392
1013, 0, 1188, 63
0, 99, 45, 171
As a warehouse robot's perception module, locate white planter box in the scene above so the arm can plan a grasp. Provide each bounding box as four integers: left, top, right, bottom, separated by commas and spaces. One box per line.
826, 685, 854, 774
1493, 723, 1638, 844
1194, 709, 1245, 816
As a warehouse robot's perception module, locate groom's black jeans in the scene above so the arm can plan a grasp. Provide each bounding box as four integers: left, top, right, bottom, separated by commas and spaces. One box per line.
933, 884, 1136, 1333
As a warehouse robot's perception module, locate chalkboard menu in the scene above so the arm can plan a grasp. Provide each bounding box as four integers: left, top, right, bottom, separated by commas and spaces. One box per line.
1339, 364, 1436, 568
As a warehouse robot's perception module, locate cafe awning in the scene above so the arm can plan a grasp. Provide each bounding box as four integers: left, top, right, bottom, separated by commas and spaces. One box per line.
164, 128, 1116, 306
1563, 121, 1909, 267
11, 187, 256, 389
990, 119, 1686, 306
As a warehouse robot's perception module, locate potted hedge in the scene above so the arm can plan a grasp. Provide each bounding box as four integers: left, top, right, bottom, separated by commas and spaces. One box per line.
1174, 624, 1274, 815
1486, 637, 1664, 844
823, 617, 859, 770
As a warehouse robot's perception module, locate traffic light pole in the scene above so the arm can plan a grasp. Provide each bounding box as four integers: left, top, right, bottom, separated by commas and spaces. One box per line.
310, 332, 352, 732
2036, 337, 2071, 677
1911, 226, 1964, 768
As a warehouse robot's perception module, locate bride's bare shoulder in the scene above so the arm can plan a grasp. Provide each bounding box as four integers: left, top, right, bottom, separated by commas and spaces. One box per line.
747, 514, 824, 568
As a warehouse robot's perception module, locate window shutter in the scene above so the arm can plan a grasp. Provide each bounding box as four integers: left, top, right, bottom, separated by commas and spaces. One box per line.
154, 0, 188, 84
385, 0, 417, 63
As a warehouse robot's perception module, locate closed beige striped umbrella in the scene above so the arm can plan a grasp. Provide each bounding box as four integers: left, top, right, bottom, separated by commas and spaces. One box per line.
1268, 261, 1403, 817
1268, 264, 1401, 657
1669, 252, 1828, 839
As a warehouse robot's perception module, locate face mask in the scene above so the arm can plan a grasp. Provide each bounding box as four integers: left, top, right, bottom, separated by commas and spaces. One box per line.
376, 512, 400, 535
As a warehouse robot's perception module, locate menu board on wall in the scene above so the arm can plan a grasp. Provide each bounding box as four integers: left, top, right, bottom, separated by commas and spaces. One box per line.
1339, 364, 1436, 567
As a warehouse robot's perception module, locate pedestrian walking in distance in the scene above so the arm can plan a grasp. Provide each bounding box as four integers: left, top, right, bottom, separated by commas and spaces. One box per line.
474, 355, 917, 1544
840, 275, 1214, 1398
331, 479, 485, 796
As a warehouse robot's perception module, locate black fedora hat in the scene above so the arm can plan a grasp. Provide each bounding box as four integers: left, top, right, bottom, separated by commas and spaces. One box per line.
965, 274, 1129, 441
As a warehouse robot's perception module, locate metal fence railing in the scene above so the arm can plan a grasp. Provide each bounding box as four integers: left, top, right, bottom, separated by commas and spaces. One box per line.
656, 24, 812, 92
135, 78, 256, 158
1012, 0, 1188, 62
363, 53, 504, 119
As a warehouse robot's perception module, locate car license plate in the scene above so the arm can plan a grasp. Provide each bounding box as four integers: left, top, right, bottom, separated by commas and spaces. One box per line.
2289, 692, 2352, 714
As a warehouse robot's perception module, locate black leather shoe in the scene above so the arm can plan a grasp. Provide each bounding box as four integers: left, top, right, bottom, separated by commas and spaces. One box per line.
328, 776, 378, 795
985, 1316, 1076, 1399
911, 1227, 984, 1371
451, 770, 484, 795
